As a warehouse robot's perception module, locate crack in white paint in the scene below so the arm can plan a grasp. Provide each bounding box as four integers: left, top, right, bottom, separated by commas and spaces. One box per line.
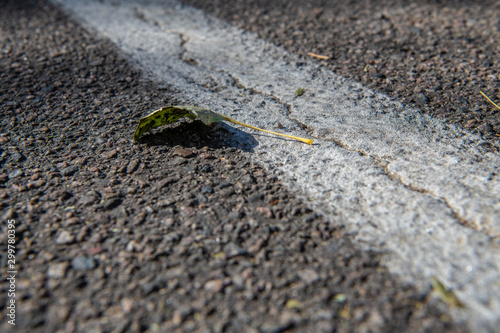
227, 70, 497, 240
53, 0, 500, 331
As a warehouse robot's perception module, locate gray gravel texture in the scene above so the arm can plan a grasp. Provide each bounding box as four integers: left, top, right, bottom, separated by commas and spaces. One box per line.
182, 0, 500, 145
0, 0, 470, 332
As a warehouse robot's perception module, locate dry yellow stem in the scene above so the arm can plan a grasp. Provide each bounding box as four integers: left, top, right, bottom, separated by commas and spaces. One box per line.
222, 115, 314, 145
307, 52, 329, 60
480, 91, 500, 110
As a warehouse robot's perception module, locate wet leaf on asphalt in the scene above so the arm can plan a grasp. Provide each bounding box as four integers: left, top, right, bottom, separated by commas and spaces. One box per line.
134, 105, 313, 145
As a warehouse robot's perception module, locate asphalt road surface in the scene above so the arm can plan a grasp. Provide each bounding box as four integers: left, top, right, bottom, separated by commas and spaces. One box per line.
1, 0, 499, 332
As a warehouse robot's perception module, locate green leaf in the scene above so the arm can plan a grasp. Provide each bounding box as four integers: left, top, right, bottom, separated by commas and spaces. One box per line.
285, 299, 303, 309
134, 106, 198, 141
134, 105, 313, 145
431, 276, 465, 308
188, 108, 226, 125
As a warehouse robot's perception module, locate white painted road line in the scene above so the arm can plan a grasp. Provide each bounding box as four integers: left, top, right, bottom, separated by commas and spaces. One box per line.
54, 0, 500, 330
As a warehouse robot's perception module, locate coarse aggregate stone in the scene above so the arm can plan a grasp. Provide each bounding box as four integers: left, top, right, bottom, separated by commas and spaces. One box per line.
0, 0, 468, 332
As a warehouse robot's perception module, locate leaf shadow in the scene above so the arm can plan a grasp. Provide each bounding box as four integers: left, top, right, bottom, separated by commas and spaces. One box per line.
136, 119, 258, 152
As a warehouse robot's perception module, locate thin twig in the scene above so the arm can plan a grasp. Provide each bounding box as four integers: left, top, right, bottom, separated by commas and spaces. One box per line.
307, 52, 329, 60
480, 91, 500, 110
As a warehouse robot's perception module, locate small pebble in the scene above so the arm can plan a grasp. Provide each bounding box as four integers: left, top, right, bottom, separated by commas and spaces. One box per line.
47, 262, 69, 279
126, 240, 143, 252
204, 279, 225, 293
56, 230, 75, 244
76, 226, 89, 242
173, 147, 194, 158
256, 206, 273, 219
121, 298, 134, 314
78, 194, 98, 206
64, 217, 80, 227
103, 197, 122, 210
61, 165, 79, 176
169, 157, 187, 166
126, 159, 140, 174
71, 255, 95, 271
180, 205, 195, 217
8, 169, 24, 179
297, 268, 320, 284
86, 246, 104, 255
10, 151, 26, 163
201, 186, 214, 194
199, 152, 214, 159
414, 93, 429, 104
27, 179, 45, 189
101, 150, 118, 159
57, 161, 69, 169
200, 165, 212, 173
224, 242, 247, 258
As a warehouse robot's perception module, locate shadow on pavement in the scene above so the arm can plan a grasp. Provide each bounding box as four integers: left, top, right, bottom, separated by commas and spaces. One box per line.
138, 119, 259, 152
